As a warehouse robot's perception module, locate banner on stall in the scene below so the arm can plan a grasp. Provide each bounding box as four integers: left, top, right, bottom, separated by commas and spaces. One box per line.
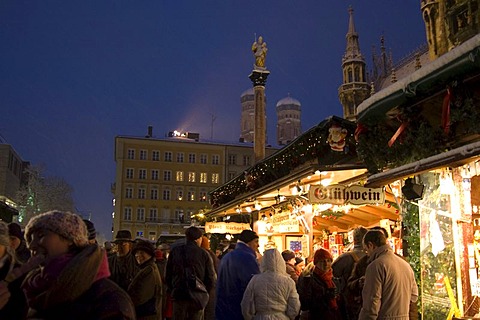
205, 222, 251, 234
271, 211, 300, 233
309, 184, 385, 205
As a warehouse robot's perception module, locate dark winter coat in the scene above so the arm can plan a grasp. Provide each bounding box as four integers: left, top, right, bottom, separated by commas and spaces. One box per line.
128, 257, 163, 320
0, 250, 28, 320
297, 271, 344, 320
23, 245, 136, 320
215, 241, 260, 320
165, 241, 216, 301
108, 250, 140, 291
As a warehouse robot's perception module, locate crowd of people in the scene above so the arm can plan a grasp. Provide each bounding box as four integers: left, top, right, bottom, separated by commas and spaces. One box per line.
0, 210, 418, 320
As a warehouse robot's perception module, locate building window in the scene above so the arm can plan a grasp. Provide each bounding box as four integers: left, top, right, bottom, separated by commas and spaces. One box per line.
137, 208, 145, 221
164, 170, 172, 181
212, 154, 220, 165
139, 169, 147, 180
140, 150, 147, 160
188, 153, 196, 163
148, 231, 156, 241
124, 207, 132, 221
200, 154, 207, 164
148, 208, 158, 222
126, 168, 134, 179
138, 188, 146, 199
177, 152, 184, 163
150, 189, 158, 200
125, 187, 133, 198
187, 190, 195, 201
212, 173, 219, 184
188, 172, 195, 183
228, 172, 236, 180
200, 191, 207, 202
175, 209, 185, 223
176, 190, 184, 201
136, 230, 144, 237
127, 149, 135, 160
228, 154, 237, 165
176, 171, 184, 182
200, 173, 207, 183
151, 169, 159, 180
152, 150, 160, 161
243, 155, 251, 166
161, 208, 170, 220
163, 189, 171, 200
164, 151, 172, 162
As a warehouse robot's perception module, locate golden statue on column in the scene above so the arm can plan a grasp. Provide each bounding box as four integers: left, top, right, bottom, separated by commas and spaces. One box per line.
252, 36, 268, 70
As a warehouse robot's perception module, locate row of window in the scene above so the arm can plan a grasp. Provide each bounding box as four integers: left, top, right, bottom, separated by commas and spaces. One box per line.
126, 169, 220, 184
125, 186, 209, 202
127, 149, 220, 164
123, 206, 193, 223
126, 148, 252, 167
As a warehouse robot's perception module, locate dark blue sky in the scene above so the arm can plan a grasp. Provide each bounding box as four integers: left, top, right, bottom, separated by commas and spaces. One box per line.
0, 1, 426, 239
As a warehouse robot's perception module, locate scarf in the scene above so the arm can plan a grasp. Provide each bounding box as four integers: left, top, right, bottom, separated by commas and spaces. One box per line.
313, 266, 338, 309
23, 245, 109, 311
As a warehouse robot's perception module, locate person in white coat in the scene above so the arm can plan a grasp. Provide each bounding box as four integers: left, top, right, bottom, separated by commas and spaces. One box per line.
241, 248, 300, 320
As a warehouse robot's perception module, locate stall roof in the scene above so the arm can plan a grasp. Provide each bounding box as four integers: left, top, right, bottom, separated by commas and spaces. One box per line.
206, 115, 401, 230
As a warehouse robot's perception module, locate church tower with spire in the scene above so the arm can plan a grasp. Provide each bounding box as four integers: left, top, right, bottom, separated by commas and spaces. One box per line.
338, 7, 370, 122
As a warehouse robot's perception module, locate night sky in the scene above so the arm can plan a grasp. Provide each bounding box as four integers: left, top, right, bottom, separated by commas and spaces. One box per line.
0, 1, 426, 239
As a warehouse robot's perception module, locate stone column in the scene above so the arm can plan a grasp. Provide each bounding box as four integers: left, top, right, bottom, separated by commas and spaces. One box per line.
249, 70, 270, 163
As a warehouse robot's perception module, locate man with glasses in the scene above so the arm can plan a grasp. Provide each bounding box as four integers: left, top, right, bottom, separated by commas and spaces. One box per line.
108, 230, 139, 291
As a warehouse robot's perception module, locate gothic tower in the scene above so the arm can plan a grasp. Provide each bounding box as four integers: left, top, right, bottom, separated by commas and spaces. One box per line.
276, 95, 302, 146
338, 7, 370, 122
240, 88, 255, 143
421, 0, 480, 60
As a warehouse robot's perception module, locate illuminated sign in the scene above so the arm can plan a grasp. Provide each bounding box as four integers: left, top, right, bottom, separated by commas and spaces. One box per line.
205, 222, 251, 234
309, 184, 385, 205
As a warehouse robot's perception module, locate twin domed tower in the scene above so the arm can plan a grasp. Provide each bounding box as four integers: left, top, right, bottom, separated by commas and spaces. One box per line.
240, 88, 302, 146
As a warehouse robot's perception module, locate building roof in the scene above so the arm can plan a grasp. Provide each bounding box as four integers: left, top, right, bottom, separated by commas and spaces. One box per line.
276, 96, 301, 108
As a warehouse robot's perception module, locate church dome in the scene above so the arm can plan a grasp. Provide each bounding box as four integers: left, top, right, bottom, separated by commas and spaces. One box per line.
241, 88, 254, 97
276, 96, 301, 108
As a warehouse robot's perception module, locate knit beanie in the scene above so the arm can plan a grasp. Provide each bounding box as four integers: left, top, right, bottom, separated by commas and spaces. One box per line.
83, 219, 96, 241
8, 222, 23, 241
281, 250, 295, 262
25, 211, 89, 248
313, 248, 333, 265
238, 230, 258, 243
0, 221, 10, 248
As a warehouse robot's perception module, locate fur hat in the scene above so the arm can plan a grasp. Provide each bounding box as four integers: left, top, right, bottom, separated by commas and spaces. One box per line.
83, 219, 96, 241
25, 211, 89, 248
113, 230, 133, 243
8, 222, 23, 240
0, 221, 10, 248
132, 239, 155, 257
238, 230, 258, 243
313, 248, 333, 265
281, 250, 295, 262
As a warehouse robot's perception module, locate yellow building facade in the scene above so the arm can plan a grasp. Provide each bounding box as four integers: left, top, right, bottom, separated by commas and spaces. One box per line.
113, 134, 277, 241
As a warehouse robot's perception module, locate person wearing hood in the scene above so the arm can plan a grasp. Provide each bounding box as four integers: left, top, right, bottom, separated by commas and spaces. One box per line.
241, 248, 300, 320
128, 239, 163, 320
22, 210, 136, 319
